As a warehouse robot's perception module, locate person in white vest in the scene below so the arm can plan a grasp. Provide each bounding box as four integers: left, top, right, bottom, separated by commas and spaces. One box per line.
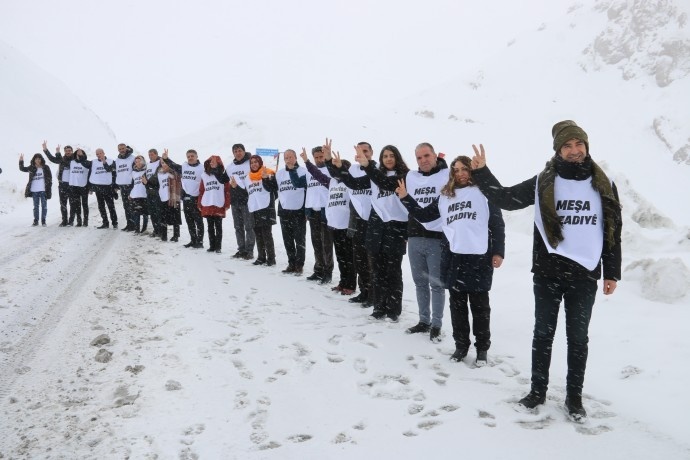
397, 143, 448, 342
86, 148, 118, 229
129, 155, 149, 233
327, 142, 375, 306
197, 155, 231, 254
470, 120, 622, 422
302, 142, 356, 294
328, 145, 410, 322
232, 155, 277, 266
105, 143, 136, 231
289, 146, 334, 284
264, 149, 307, 274
396, 155, 505, 367
69, 149, 91, 227
19, 152, 52, 226
144, 157, 182, 242
42, 141, 72, 226
144, 148, 163, 238
162, 148, 205, 248
226, 144, 255, 260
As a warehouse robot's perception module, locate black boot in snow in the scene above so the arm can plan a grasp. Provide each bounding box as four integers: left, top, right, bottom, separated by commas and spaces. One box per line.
565, 394, 587, 422
450, 348, 468, 362
518, 391, 546, 410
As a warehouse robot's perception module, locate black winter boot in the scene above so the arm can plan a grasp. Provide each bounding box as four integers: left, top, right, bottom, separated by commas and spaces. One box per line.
518, 391, 546, 409
565, 394, 587, 422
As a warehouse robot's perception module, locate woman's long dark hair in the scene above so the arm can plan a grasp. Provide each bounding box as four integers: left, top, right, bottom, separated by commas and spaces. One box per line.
441, 155, 473, 198
378, 145, 409, 176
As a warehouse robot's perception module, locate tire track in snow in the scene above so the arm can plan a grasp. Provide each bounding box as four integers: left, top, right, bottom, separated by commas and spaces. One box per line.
0, 228, 120, 402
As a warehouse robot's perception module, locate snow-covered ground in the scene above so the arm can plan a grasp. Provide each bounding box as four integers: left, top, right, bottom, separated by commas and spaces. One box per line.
0, 183, 689, 459
1, 0, 690, 458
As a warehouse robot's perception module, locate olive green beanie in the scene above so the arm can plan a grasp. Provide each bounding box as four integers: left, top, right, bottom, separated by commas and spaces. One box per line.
552, 120, 589, 153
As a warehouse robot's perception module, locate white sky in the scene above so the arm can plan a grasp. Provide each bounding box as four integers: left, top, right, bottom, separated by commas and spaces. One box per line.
0, 0, 568, 146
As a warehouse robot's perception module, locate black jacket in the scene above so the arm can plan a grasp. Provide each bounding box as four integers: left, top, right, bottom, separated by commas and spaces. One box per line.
401, 193, 505, 292
19, 159, 53, 199
327, 159, 407, 255
228, 152, 251, 205
472, 165, 622, 281
264, 168, 305, 218
43, 148, 72, 183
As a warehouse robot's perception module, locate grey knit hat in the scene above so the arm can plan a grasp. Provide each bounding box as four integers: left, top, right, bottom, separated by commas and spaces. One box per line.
552, 120, 589, 153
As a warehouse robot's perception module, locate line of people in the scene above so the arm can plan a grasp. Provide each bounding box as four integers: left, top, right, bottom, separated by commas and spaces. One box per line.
16, 120, 621, 421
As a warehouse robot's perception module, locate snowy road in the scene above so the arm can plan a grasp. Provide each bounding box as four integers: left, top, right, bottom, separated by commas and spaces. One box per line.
0, 201, 689, 459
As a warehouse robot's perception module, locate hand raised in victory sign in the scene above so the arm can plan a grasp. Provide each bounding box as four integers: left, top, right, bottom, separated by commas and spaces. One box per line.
300, 147, 309, 163
162, 148, 169, 160
230, 175, 238, 188
261, 166, 268, 179
471, 144, 486, 170
354, 144, 369, 168
395, 178, 408, 199
331, 150, 342, 168
42, 140, 47, 151
323, 138, 333, 161
19, 153, 24, 162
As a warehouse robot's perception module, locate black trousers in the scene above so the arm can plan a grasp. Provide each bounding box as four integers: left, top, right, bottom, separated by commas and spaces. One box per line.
183, 196, 204, 245
146, 191, 162, 234
68, 186, 89, 224
449, 290, 491, 352
57, 182, 70, 224
372, 251, 404, 316
332, 228, 356, 290
279, 210, 306, 268
307, 212, 334, 276
531, 275, 597, 397
254, 225, 276, 263
95, 186, 118, 226
206, 216, 223, 250
352, 216, 371, 298
119, 184, 134, 228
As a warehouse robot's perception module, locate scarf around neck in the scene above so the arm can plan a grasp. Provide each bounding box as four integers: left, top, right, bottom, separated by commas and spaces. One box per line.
538, 154, 621, 249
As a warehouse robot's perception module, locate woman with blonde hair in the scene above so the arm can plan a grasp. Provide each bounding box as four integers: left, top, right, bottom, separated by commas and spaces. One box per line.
396, 155, 505, 366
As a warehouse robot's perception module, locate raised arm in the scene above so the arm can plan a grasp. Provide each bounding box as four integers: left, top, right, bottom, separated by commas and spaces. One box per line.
396, 178, 441, 223
42, 140, 62, 164
162, 149, 182, 173
471, 144, 536, 211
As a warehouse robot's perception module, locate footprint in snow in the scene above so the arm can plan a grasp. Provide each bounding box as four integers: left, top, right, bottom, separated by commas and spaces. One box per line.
353, 358, 367, 374
328, 334, 342, 345
234, 391, 250, 410
332, 432, 354, 444
180, 423, 205, 446
515, 415, 553, 430
265, 368, 288, 383
621, 366, 642, 379
575, 424, 613, 435
417, 420, 442, 430
408, 404, 424, 415
327, 353, 345, 363
478, 410, 496, 427
287, 434, 313, 443
232, 360, 254, 379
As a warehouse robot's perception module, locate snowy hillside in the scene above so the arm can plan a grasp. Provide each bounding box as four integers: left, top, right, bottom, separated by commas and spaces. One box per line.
1, 0, 690, 459
0, 39, 117, 213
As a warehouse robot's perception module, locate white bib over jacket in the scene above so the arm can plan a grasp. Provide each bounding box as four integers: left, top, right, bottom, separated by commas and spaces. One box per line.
534, 176, 604, 271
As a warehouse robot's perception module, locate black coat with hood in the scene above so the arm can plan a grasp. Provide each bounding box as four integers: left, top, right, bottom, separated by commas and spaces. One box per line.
19, 154, 53, 199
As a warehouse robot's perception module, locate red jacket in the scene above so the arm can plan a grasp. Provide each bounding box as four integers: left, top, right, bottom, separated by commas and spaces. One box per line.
198, 155, 231, 217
